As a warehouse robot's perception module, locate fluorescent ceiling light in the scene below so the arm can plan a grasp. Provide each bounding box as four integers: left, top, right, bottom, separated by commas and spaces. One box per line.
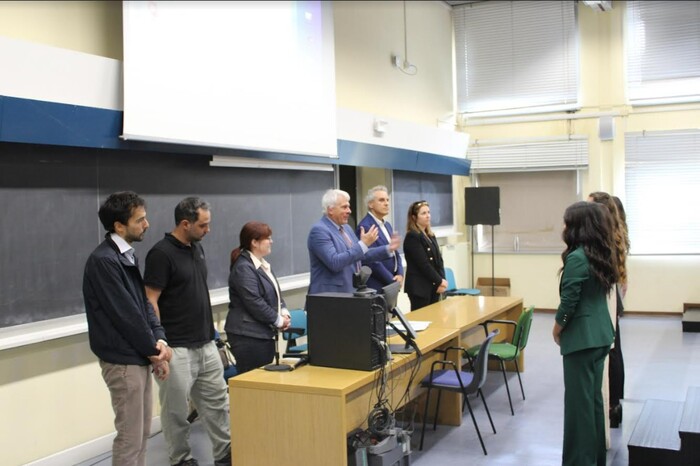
210, 155, 334, 172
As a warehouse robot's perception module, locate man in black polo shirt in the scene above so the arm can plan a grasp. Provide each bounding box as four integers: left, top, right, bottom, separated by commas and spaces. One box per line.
144, 197, 230, 466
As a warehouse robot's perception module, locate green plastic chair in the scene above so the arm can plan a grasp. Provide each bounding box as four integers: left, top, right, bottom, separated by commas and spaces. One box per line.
466, 305, 534, 415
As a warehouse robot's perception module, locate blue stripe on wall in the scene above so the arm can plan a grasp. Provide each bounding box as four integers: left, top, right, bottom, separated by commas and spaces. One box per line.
0, 95, 125, 149
0, 95, 470, 175
337, 140, 470, 176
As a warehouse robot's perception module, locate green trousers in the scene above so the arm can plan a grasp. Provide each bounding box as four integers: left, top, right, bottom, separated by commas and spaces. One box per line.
562, 345, 610, 466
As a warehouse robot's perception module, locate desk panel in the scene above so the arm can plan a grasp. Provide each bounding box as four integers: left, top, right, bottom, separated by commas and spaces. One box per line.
229, 296, 523, 466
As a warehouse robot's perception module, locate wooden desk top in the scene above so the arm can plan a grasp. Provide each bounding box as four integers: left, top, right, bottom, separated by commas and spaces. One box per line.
230, 296, 523, 396
408, 295, 524, 330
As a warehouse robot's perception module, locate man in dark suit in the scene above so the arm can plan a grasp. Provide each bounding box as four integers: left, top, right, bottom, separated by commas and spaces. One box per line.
356, 185, 404, 292
308, 189, 401, 294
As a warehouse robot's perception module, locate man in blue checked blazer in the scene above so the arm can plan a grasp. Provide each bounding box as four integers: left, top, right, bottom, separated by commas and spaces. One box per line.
356, 185, 404, 293
308, 189, 401, 295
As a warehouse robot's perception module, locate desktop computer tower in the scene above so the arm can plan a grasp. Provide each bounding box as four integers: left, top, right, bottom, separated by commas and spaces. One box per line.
306, 292, 387, 371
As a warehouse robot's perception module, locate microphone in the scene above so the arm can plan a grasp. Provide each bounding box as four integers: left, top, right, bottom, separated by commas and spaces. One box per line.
353, 265, 376, 297
264, 330, 293, 372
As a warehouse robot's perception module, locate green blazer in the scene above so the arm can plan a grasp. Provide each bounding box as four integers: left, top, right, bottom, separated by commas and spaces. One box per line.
555, 247, 614, 356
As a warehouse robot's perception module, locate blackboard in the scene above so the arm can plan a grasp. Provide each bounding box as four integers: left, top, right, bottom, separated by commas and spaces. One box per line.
392, 170, 454, 232
0, 142, 333, 328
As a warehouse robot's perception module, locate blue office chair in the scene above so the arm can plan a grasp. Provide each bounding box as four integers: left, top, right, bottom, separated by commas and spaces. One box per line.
215, 330, 239, 380
419, 329, 499, 455
444, 267, 481, 297
282, 309, 308, 354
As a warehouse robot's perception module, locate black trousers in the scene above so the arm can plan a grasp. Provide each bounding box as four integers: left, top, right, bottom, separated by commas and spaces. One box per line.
227, 333, 275, 375
608, 288, 625, 407
408, 293, 440, 311
608, 316, 625, 406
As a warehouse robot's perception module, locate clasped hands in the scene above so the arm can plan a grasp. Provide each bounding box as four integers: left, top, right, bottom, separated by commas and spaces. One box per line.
279, 313, 292, 331
150, 340, 173, 381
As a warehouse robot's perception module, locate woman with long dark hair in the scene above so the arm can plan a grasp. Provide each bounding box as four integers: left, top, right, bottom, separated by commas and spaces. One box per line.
588, 191, 628, 428
224, 221, 291, 374
553, 201, 619, 466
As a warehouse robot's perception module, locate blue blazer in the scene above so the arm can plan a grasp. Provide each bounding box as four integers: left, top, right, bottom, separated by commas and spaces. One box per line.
225, 250, 286, 340
308, 216, 390, 294
356, 213, 404, 292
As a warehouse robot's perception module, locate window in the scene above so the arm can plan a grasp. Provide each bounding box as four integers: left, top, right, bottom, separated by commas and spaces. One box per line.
625, 1, 700, 105
474, 171, 581, 253
453, 0, 579, 116
625, 130, 700, 254
469, 138, 588, 253
392, 170, 454, 234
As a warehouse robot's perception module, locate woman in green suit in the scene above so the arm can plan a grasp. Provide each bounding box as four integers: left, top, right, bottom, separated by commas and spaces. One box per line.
553, 201, 619, 466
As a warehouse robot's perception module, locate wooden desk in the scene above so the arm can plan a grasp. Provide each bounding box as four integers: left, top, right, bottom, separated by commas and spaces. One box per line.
409, 295, 526, 370
229, 296, 523, 466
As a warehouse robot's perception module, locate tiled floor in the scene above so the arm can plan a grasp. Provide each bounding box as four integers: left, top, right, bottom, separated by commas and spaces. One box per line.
80, 313, 699, 466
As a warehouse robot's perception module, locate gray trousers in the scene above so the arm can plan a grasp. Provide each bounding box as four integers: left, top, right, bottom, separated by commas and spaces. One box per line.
100, 361, 152, 466
157, 342, 230, 464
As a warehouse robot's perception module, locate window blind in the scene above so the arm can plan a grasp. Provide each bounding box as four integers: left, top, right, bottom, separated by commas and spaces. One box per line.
453, 0, 579, 115
625, 1, 700, 105
625, 130, 700, 254
468, 137, 589, 173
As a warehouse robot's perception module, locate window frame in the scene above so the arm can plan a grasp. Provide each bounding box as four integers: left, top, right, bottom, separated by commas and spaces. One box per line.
453, 0, 580, 117
624, 129, 700, 255
468, 137, 588, 254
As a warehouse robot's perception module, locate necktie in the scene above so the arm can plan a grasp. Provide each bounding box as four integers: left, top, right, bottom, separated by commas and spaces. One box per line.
124, 248, 135, 265
340, 227, 360, 273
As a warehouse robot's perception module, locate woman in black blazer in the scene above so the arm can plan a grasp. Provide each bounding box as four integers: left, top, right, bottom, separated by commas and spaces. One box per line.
403, 200, 448, 311
224, 221, 291, 374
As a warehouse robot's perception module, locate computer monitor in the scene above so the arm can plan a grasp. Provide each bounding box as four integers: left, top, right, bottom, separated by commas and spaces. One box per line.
380, 281, 401, 320
380, 281, 419, 355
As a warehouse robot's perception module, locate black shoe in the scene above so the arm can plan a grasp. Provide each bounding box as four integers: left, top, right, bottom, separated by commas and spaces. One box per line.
173, 459, 199, 466
610, 404, 622, 428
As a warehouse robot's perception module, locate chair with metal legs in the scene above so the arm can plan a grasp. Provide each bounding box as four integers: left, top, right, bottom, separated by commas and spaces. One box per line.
466, 305, 534, 415
418, 329, 499, 455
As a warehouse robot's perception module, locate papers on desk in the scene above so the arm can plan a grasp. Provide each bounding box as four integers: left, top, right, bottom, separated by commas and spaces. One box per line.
278, 357, 305, 370
387, 320, 431, 334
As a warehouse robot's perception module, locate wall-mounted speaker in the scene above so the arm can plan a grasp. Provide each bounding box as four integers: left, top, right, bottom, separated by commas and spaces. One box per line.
465, 187, 500, 226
